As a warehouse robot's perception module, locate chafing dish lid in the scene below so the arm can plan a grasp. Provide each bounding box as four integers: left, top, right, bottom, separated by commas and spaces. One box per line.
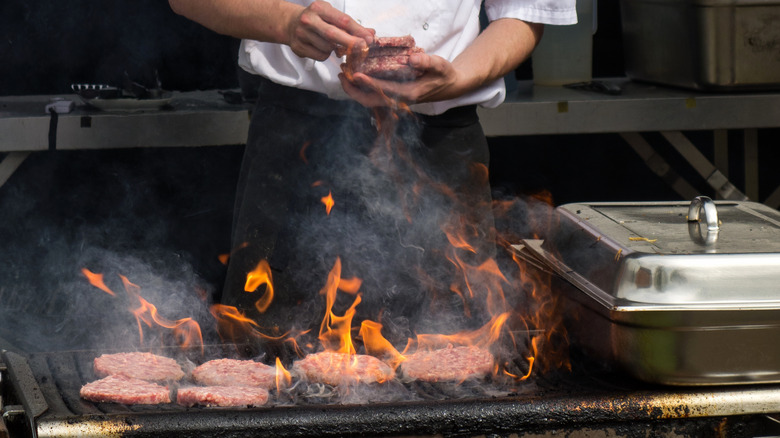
548, 198, 780, 308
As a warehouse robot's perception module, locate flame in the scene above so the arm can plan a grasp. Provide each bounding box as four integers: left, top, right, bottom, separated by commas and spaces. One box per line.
209, 303, 306, 358
218, 241, 248, 265
442, 222, 511, 318
500, 192, 571, 376
300, 140, 312, 164
317, 257, 361, 354
275, 357, 292, 392
359, 320, 404, 369
337, 276, 362, 295
321, 191, 335, 215
117, 275, 203, 352
83, 270, 204, 352
81, 268, 116, 296
444, 230, 476, 254
409, 312, 510, 353
341, 41, 369, 82
245, 259, 274, 313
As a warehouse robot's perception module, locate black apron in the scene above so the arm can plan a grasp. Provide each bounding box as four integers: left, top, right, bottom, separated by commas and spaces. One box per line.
222, 76, 495, 344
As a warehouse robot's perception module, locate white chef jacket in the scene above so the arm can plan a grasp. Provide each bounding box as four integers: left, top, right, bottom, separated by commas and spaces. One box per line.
238, 0, 577, 115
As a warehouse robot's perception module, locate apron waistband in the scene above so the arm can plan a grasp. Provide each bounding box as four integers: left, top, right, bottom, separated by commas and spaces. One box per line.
250, 75, 479, 128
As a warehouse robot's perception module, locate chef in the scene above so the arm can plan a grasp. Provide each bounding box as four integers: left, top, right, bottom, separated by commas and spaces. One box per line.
169, 1, 576, 337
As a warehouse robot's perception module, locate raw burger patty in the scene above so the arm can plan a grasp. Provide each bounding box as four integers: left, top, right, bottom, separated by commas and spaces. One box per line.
349, 35, 424, 81
401, 345, 494, 382
177, 386, 269, 407
80, 374, 171, 404
191, 358, 276, 388
357, 51, 423, 80
293, 351, 394, 385
373, 35, 416, 48
93, 352, 184, 382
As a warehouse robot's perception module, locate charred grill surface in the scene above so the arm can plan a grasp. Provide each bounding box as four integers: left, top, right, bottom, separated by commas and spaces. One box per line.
3, 349, 780, 437
3, 351, 780, 437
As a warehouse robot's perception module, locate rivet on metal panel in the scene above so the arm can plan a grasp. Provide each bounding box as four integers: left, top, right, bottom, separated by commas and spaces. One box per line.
557, 101, 569, 113
685, 98, 696, 108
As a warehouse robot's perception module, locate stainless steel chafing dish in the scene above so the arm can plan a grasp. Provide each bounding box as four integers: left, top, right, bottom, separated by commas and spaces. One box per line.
518, 197, 780, 385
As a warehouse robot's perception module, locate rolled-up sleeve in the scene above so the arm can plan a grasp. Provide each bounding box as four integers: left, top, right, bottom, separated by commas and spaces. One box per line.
485, 0, 578, 25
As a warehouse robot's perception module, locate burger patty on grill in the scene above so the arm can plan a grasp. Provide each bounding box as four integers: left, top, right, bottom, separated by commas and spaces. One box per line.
401, 345, 494, 382
292, 351, 395, 385
80, 374, 171, 404
176, 385, 270, 407
93, 352, 185, 382
191, 358, 276, 388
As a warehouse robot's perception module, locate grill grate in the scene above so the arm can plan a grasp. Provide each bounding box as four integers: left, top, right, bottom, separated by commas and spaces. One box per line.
4, 349, 780, 437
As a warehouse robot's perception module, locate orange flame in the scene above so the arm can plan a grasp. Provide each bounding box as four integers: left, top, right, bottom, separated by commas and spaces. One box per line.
300, 141, 312, 164
359, 320, 404, 369
498, 192, 571, 377
218, 242, 249, 266
318, 257, 361, 354
337, 276, 362, 295
245, 259, 274, 313
83, 269, 204, 352
118, 275, 203, 352
321, 191, 335, 215
209, 303, 304, 356
81, 268, 116, 296
409, 312, 511, 353
275, 357, 292, 392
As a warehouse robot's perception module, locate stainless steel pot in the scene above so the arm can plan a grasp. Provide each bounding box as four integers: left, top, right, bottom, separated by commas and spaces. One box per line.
517, 197, 780, 385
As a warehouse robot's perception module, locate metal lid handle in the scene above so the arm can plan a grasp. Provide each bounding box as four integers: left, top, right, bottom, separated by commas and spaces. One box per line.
688, 196, 719, 231
688, 196, 719, 246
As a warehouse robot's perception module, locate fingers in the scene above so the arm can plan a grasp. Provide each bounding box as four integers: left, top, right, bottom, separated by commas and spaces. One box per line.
339, 53, 460, 108
312, 1, 374, 45
291, 1, 373, 61
338, 73, 391, 108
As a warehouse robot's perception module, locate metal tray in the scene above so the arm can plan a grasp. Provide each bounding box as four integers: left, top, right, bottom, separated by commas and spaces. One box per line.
620, 0, 780, 90
519, 197, 780, 385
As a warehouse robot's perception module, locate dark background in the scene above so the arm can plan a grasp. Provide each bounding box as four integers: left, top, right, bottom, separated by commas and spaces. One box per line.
0, 0, 776, 351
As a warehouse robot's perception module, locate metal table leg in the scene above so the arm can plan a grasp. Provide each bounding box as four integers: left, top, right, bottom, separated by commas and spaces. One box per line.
0, 152, 30, 189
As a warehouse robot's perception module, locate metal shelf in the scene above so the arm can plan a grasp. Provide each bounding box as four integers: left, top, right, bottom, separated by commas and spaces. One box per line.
0, 90, 250, 152
477, 78, 780, 207
477, 78, 780, 136
2, 80, 779, 205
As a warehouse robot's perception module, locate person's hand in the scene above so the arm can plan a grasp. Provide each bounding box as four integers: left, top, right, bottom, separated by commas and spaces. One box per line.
287, 0, 374, 61
338, 51, 464, 108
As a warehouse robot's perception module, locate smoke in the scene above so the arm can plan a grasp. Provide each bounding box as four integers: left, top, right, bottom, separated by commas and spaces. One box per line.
228, 106, 542, 358
0, 147, 239, 353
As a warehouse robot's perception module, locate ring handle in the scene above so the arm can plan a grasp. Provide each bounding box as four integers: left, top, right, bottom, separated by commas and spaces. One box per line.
688, 196, 719, 231
687, 196, 719, 246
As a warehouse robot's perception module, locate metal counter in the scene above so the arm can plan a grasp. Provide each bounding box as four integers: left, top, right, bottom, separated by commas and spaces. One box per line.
2, 80, 780, 205
479, 78, 780, 207
477, 78, 780, 136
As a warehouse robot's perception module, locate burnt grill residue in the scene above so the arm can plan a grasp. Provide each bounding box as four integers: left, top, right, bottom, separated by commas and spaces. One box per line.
4, 350, 780, 437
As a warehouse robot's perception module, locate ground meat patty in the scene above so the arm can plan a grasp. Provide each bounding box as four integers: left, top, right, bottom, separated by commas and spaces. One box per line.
80, 375, 171, 404
293, 351, 395, 385
401, 345, 494, 382
176, 386, 270, 407
191, 358, 276, 388
347, 35, 424, 81
373, 35, 416, 48
93, 352, 184, 382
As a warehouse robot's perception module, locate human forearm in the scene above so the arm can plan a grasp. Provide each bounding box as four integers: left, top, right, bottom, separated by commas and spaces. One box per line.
450, 18, 544, 94
169, 0, 374, 61
339, 17, 544, 107
168, 0, 300, 43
